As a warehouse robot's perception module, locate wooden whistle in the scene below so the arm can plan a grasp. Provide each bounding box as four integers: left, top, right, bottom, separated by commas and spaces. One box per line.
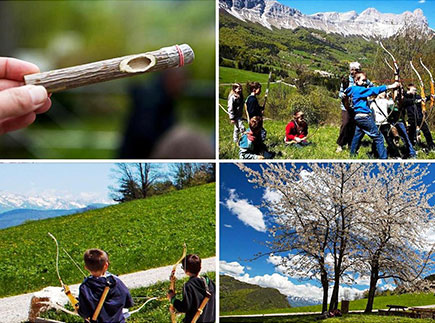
24, 44, 194, 93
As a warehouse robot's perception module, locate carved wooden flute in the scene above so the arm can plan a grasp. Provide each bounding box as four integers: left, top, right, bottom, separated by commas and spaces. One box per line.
24, 44, 194, 93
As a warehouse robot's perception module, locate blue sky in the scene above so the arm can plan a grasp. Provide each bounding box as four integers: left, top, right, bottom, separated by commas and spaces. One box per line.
0, 163, 175, 203
281, 0, 435, 28
220, 162, 435, 303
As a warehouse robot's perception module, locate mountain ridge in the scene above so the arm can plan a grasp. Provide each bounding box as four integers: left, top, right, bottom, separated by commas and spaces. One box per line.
220, 0, 433, 38
0, 204, 110, 229
0, 190, 110, 213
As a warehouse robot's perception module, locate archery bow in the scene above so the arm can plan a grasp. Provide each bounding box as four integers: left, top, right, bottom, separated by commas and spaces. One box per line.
169, 243, 187, 323
48, 232, 80, 312
410, 60, 427, 140
379, 41, 401, 102
420, 58, 434, 124
263, 70, 272, 110
410, 60, 426, 113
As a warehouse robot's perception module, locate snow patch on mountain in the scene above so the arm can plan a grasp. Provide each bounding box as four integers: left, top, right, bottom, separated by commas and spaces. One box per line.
220, 0, 433, 38
0, 190, 109, 213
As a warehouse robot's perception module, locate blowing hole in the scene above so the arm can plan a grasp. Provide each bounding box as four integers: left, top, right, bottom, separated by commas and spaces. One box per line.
120, 54, 155, 73
128, 57, 151, 70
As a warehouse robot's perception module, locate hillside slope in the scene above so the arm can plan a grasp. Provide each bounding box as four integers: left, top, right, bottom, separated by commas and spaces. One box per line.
220, 275, 291, 313
0, 183, 215, 298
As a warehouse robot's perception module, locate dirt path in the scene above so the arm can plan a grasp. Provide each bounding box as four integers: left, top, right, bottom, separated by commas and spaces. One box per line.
0, 257, 215, 323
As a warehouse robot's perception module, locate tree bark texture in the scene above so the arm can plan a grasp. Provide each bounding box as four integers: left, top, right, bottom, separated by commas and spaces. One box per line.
321, 270, 329, 313
24, 44, 194, 92
365, 261, 379, 313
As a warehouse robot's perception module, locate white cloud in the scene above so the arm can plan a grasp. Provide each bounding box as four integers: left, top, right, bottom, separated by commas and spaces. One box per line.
246, 266, 252, 270
422, 227, 435, 251
220, 260, 246, 276
379, 283, 395, 291
221, 260, 365, 302
354, 275, 370, 286
224, 189, 267, 232
224, 224, 233, 228
267, 254, 290, 276
235, 272, 363, 301
419, 0, 426, 3
263, 188, 282, 204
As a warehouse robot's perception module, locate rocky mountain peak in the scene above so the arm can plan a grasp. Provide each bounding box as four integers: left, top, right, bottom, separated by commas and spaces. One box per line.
220, 0, 433, 38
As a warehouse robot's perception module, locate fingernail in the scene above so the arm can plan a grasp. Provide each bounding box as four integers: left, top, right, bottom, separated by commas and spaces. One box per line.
27, 85, 47, 106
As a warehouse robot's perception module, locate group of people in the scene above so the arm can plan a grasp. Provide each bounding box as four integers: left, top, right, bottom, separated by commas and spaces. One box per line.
227, 82, 309, 159
227, 61, 434, 160
337, 61, 434, 159
71, 248, 215, 322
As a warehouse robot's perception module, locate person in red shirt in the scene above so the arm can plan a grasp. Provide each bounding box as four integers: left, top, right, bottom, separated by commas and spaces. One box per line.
285, 111, 309, 146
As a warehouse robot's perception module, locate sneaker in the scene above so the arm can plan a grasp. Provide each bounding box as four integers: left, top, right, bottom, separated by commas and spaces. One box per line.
335, 146, 343, 153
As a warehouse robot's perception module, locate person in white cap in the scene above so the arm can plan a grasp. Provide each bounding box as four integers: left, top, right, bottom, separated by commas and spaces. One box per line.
336, 62, 373, 153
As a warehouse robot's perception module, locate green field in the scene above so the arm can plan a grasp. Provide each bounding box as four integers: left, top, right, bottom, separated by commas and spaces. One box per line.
40, 272, 216, 323
219, 97, 435, 160
220, 66, 271, 84
0, 183, 215, 298
221, 292, 435, 316
221, 314, 435, 323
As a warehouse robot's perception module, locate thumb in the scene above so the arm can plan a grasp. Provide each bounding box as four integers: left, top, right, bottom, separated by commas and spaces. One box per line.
0, 85, 48, 120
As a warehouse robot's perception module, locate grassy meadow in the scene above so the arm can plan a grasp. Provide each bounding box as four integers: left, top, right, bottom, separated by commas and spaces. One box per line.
221, 293, 435, 323
220, 292, 435, 316
0, 183, 215, 298
221, 314, 435, 323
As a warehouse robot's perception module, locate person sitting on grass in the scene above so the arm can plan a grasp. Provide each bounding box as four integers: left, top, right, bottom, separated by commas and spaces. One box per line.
78, 249, 133, 323
239, 116, 273, 159
284, 111, 309, 147
167, 254, 215, 323
227, 83, 245, 143
344, 72, 400, 159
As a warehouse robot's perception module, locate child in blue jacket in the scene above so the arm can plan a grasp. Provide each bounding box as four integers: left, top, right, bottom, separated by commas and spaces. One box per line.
344, 72, 400, 159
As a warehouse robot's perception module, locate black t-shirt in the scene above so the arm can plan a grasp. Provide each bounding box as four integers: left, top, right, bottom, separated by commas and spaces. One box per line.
173, 276, 216, 323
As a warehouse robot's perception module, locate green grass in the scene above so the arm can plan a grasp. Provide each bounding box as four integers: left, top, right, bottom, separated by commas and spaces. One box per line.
219, 105, 435, 159
0, 183, 215, 298
221, 314, 435, 323
220, 293, 435, 316
40, 272, 216, 323
219, 66, 270, 84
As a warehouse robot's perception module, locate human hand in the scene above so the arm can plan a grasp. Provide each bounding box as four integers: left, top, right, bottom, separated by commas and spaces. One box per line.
388, 82, 400, 90
0, 58, 51, 134
230, 119, 236, 125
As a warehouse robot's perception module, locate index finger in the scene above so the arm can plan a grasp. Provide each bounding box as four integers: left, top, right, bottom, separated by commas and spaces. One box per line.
0, 57, 40, 81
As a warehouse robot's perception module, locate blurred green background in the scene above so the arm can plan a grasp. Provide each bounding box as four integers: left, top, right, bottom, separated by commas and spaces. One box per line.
0, 1, 215, 158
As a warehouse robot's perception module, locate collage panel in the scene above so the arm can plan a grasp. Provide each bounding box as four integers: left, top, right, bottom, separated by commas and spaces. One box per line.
220, 162, 435, 322
0, 1, 215, 159
219, 0, 435, 160
0, 162, 216, 323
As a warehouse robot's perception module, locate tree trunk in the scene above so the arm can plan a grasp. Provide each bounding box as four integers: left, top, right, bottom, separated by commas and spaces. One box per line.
329, 271, 340, 311
365, 261, 379, 313
320, 270, 329, 313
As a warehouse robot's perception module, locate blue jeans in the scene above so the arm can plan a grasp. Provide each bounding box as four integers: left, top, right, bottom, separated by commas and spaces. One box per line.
350, 114, 387, 159
395, 122, 416, 157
